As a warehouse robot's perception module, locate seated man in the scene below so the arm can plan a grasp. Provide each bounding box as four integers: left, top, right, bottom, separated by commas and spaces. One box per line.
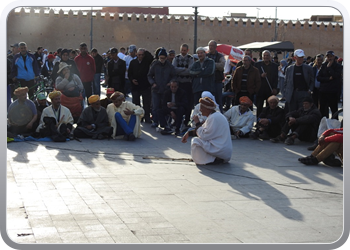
298, 128, 342, 166
250, 95, 285, 140
100, 88, 114, 109
270, 97, 322, 145
73, 95, 113, 140
223, 96, 255, 139
33, 93, 51, 129
36, 90, 74, 142
190, 91, 220, 128
106, 91, 144, 141
159, 81, 187, 136
7, 87, 38, 137
181, 97, 232, 165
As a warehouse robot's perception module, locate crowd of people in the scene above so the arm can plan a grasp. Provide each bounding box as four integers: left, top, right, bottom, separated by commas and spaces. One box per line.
7, 40, 343, 167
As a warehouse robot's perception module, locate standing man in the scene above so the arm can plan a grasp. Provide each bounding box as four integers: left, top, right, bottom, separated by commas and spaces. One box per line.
34, 46, 44, 68
10, 42, 41, 100
311, 54, 324, 109
206, 40, 225, 112
172, 43, 194, 127
74, 42, 96, 102
284, 49, 314, 113
254, 50, 279, 118
190, 47, 216, 105
8, 43, 20, 100
236, 49, 255, 68
8, 43, 20, 63
128, 48, 154, 123
90, 48, 104, 97
107, 48, 126, 95
317, 50, 343, 118
167, 49, 176, 63
231, 55, 261, 107
123, 44, 138, 97
52, 48, 63, 66
147, 48, 176, 128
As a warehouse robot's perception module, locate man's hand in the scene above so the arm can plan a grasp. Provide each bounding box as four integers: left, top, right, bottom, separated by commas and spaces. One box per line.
271, 89, 278, 95
167, 102, 175, 108
152, 83, 157, 89
259, 118, 269, 126
288, 117, 296, 126
181, 132, 189, 143
85, 125, 93, 130
193, 115, 200, 124
124, 108, 134, 116
132, 79, 139, 85
261, 72, 267, 78
66, 128, 71, 134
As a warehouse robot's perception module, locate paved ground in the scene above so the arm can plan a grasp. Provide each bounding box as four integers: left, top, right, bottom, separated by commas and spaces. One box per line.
6, 116, 343, 245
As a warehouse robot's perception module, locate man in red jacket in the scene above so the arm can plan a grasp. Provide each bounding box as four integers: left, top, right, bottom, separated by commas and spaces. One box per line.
74, 42, 96, 102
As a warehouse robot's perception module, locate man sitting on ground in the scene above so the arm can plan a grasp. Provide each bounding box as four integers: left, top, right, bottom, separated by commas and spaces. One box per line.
223, 96, 255, 139
106, 91, 144, 141
270, 97, 322, 145
73, 95, 113, 140
250, 95, 285, 140
181, 97, 232, 165
33, 93, 51, 129
159, 81, 187, 136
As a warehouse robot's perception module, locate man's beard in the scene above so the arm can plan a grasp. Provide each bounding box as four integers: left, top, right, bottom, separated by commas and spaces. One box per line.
93, 107, 101, 112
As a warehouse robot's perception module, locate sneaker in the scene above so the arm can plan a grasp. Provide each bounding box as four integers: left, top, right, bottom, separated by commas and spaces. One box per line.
249, 131, 259, 140
270, 135, 284, 143
97, 134, 104, 140
298, 155, 315, 161
258, 131, 270, 140
174, 129, 181, 136
231, 135, 238, 140
128, 133, 136, 141
161, 128, 172, 135
151, 122, 158, 128
323, 154, 342, 167
300, 156, 319, 165
285, 137, 294, 145
123, 134, 129, 141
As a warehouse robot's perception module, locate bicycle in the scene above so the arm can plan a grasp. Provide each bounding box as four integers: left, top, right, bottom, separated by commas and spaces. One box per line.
30, 75, 54, 100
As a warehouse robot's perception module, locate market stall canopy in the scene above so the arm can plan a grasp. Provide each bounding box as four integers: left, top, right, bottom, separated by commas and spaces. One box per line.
204, 44, 244, 63
237, 41, 294, 53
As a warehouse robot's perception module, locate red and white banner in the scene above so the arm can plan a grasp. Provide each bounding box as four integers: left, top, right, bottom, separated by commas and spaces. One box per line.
204, 44, 244, 63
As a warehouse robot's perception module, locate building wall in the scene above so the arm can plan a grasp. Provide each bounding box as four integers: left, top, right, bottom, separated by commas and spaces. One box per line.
7, 8, 343, 58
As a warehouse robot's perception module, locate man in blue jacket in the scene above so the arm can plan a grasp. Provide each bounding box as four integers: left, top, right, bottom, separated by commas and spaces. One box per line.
10, 42, 40, 100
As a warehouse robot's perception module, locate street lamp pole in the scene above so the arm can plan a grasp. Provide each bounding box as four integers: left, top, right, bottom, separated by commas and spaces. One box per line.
274, 7, 278, 41
256, 8, 260, 19
193, 7, 198, 54
90, 7, 93, 50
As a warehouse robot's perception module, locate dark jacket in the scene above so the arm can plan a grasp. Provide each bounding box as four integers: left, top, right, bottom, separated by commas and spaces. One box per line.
317, 61, 343, 93
285, 104, 322, 130
190, 57, 216, 94
128, 53, 153, 91
206, 51, 225, 83
254, 61, 279, 96
147, 60, 176, 94
231, 65, 261, 95
259, 106, 285, 126
161, 88, 188, 112
93, 53, 105, 74
107, 59, 126, 88
51, 59, 80, 82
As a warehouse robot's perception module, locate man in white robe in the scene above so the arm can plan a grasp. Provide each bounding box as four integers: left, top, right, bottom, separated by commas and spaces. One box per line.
182, 97, 232, 165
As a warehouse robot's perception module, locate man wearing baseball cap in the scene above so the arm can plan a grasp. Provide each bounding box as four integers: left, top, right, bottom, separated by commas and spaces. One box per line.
283, 49, 314, 113
316, 50, 343, 118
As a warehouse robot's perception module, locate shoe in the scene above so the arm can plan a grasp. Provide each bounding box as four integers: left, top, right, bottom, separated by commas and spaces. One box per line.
151, 122, 158, 128
284, 137, 294, 145
298, 155, 315, 161
69, 134, 74, 140
161, 127, 172, 135
123, 134, 129, 141
307, 144, 318, 151
97, 134, 104, 140
270, 135, 284, 143
128, 133, 136, 141
258, 131, 270, 140
231, 135, 238, 140
323, 154, 342, 167
174, 129, 181, 136
300, 156, 319, 165
144, 118, 152, 124
249, 131, 259, 139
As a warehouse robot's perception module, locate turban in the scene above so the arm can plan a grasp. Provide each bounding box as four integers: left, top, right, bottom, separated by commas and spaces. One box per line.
201, 91, 219, 108
239, 96, 253, 106
37, 93, 46, 100
106, 88, 115, 95
88, 95, 100, 104
13, 87, 29, 96
110, 91, 125, 101
48, 90, 62, 100
199, 97, 216, 110
267, 95, 279, 103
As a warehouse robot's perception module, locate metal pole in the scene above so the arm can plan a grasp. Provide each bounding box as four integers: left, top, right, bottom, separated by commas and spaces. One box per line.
193, 7, 198, 54
274, 7, 277, 41
90, 7, 93, 50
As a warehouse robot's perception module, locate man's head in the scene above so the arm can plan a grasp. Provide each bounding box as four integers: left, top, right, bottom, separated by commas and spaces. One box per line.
47, 54, 55, 62
208, 40, 217, 54
11, 43, 20, 55
18, 42, 27, 55
56, 48, 63, 57
36, 93, 47, 106
306, 56, 312, 63
167, 49, 175, 62
170, 81, 179, 93
70, 49, 77, 59
79, 42, 88, 55
316, 54, 324, 65
110, 91, 125, 107
244, 49, 252, 58
37, 46, 43, 54
90, 48, 98, 57
180, 43, 189, 56
273, 56, 279, 63
262, 50, 271, 64
43, 49, 48, 54
110, 48, 119, 60
239, 96, 252, 113
196, 47, 206, 62
137, 48, 145, 61
88, 95, 101, 111
14, 87, 29, 102
199, 97, 216, 116
267, 95, 279, 109
242, 55, 252, 69
128, 45, 137, 57
61, 49, 70, 62
49, 91, 62, 108
294, 49, 305, 66
326, 50, 335, 63
158, 48, 167, 63
119, 47, 126, 54
302, 96, 314, 111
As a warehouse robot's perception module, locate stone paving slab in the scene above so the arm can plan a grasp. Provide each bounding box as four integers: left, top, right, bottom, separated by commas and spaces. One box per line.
5, 121, 343, 245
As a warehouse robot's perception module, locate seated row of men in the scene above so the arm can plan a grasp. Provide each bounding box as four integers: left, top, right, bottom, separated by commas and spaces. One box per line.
7, 87, 144, 142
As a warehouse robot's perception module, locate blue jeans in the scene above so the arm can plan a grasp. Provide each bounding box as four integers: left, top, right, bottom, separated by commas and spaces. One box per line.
151, 92, 163, 124
93, 73, 101, 96
115, 113, 136, 135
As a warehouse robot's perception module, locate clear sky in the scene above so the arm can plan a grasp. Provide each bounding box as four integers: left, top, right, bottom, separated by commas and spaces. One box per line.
41, 6, 342, 21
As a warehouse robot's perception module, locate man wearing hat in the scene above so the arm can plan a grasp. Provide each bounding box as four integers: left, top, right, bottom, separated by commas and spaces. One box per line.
41, 53, 55, 78
107, 48, 126, 95
147, 47, 176, 128
167, 49, 175, 63
36, 90, 74, 141
73, 95, 113, 140
100, 88, 115, 109
181, 97, 232, 165
270, 96, 322, 145
7, 87, 38, 137
283, 49, 314, 113
51, 49, 80, 82
223, 96, 255, 139
33, 93, 51, 129
316, 50, 343, 119
74, 42, 96, 101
